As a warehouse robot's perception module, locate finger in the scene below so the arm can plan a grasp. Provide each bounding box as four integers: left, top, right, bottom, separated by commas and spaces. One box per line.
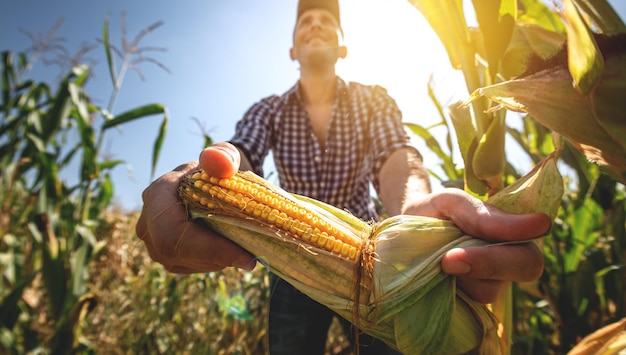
164, 257, 256, 274
135, 208, 148, 241
140, 164, 255, 271
173, 161, 199, 172
142, 205, 256, 271
164, 265, 216, 274
169, 219, 257, 270
428, 189, 552, 242
199, 142, 241, 178
441, 242, 544, 282
455, 278, 509, 304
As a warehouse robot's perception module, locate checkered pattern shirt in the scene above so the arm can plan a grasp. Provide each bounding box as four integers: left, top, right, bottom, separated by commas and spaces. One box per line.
229, 77, 418, 221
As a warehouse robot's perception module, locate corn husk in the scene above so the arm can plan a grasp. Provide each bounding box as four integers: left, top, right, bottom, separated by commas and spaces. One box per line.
567, 318, 626, 355
179, 153, 563, 354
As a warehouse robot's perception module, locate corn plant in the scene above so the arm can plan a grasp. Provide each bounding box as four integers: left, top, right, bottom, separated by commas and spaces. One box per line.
0, 15, 168, 353
406, 0, 626, 353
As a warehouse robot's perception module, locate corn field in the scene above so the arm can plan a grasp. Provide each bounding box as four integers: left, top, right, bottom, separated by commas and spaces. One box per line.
1, 1, 626, 354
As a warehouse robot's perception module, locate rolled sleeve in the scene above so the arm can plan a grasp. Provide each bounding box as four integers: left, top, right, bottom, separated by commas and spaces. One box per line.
229, 96, 278, 176
368, 85, 421, 191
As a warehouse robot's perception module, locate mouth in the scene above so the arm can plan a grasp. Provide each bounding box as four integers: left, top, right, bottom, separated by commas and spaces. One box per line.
306, 32, 327, 43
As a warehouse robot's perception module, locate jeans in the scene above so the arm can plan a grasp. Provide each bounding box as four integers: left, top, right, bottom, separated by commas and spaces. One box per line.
268, 275, 401, 355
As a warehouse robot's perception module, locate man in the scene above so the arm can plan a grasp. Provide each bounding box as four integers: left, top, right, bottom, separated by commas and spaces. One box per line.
136, 0, 549, 353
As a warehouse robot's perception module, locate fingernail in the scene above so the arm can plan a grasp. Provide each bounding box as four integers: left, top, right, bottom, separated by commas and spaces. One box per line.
444, 260, 471, 275
236, 258, 257, 271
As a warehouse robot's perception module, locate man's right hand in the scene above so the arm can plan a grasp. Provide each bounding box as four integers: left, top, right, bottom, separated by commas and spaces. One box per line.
135, 142, 256, 273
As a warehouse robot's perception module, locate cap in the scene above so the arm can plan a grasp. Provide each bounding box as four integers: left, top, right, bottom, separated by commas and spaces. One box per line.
297, 0, 340, 26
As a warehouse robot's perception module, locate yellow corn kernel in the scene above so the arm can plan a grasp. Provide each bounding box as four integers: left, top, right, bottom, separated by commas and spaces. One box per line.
182, 170, 363, 260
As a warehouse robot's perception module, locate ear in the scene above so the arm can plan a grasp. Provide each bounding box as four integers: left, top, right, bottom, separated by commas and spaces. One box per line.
289, 47, 296, 61
339, 45, 348, 59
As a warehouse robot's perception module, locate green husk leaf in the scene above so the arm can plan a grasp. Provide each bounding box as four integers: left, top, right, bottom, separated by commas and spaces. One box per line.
180, 157, 565, 354
487, 150, 563, 220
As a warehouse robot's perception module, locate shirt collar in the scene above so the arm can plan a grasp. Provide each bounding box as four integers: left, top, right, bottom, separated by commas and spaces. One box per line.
284, 76, 349, 105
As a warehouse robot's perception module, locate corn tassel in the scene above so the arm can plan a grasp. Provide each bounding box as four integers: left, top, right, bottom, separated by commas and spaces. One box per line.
178, 153, 563, 354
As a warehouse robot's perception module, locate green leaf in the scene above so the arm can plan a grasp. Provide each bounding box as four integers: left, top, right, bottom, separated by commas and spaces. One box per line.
71, 64, 90, 87
151, 113, 168, 179
467, 65, 626, 184
564, 0, 604, 94
404, 123, 457, 179
572, 0, 626, 34
471, 0, 517, 80
33, 216, 68, 318
448, 103, 487, 197
471, 113, 506, 182
407, 0, 472, 70
517, 0, 566, 33
74, 113, 98, 181
2, 51, 16, 106
102, 17, 118, 89
0, 273, 38, 329
563, 198, 602, 273
25, 132, 46, 153
70, 241, 92, 297
225, 294, 253, 321
99, 159, 125, 171
43, 74, 73, 144
68, 82, 90, 125
94, 173, 114, 210
500, 23, 566, 79
102, 103, 167, 129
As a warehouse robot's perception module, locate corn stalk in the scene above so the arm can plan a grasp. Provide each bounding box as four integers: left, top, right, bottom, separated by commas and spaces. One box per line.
406, 0, 626, 352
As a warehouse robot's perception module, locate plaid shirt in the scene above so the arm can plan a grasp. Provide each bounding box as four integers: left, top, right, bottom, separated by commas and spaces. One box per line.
230, 77, 417, 221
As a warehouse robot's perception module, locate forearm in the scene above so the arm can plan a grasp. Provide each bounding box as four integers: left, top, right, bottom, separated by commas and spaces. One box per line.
378, 147, 431, 216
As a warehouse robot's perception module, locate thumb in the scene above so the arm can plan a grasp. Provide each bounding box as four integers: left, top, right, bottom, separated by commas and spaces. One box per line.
199, 142, 241, 178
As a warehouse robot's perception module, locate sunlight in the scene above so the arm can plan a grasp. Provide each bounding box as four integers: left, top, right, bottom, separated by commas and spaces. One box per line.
335, 0, 467, 190
336, 0, 463, 126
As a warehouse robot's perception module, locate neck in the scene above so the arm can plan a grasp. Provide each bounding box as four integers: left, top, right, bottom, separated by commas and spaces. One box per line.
299, 69, 337, 105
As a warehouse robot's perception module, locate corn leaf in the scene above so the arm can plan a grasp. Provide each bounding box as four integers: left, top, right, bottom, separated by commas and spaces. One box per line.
465, 61, 626, 184
102, 103, 167, 129
564, 0, 605, 94
102, 17, 117, 89
406, 0, 471, 70
517, 0, 567, 33
572, 0, 626, 34
471, 0, 517, 80
448, 103, 487, 197
151, 115, 167, 179
501, 23, 566, 79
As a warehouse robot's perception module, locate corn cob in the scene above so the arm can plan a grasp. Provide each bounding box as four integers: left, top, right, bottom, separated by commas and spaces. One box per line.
180, 170, 375, 303
179, 153, 563, 354
184, 170, 363, 260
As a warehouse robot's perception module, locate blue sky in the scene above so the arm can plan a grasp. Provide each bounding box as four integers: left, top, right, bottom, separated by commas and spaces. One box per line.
2, 1, 625, 210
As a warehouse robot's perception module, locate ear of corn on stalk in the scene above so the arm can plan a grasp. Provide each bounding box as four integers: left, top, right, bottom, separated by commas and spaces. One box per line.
178, 153, 563, 354
465, 34, 626, 184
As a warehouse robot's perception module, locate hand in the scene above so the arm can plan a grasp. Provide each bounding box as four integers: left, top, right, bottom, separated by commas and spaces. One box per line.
135, 143, 255, 273
403, 188, 550, 304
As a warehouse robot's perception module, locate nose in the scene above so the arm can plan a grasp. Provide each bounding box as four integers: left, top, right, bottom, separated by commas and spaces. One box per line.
309, 17, 323, 29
